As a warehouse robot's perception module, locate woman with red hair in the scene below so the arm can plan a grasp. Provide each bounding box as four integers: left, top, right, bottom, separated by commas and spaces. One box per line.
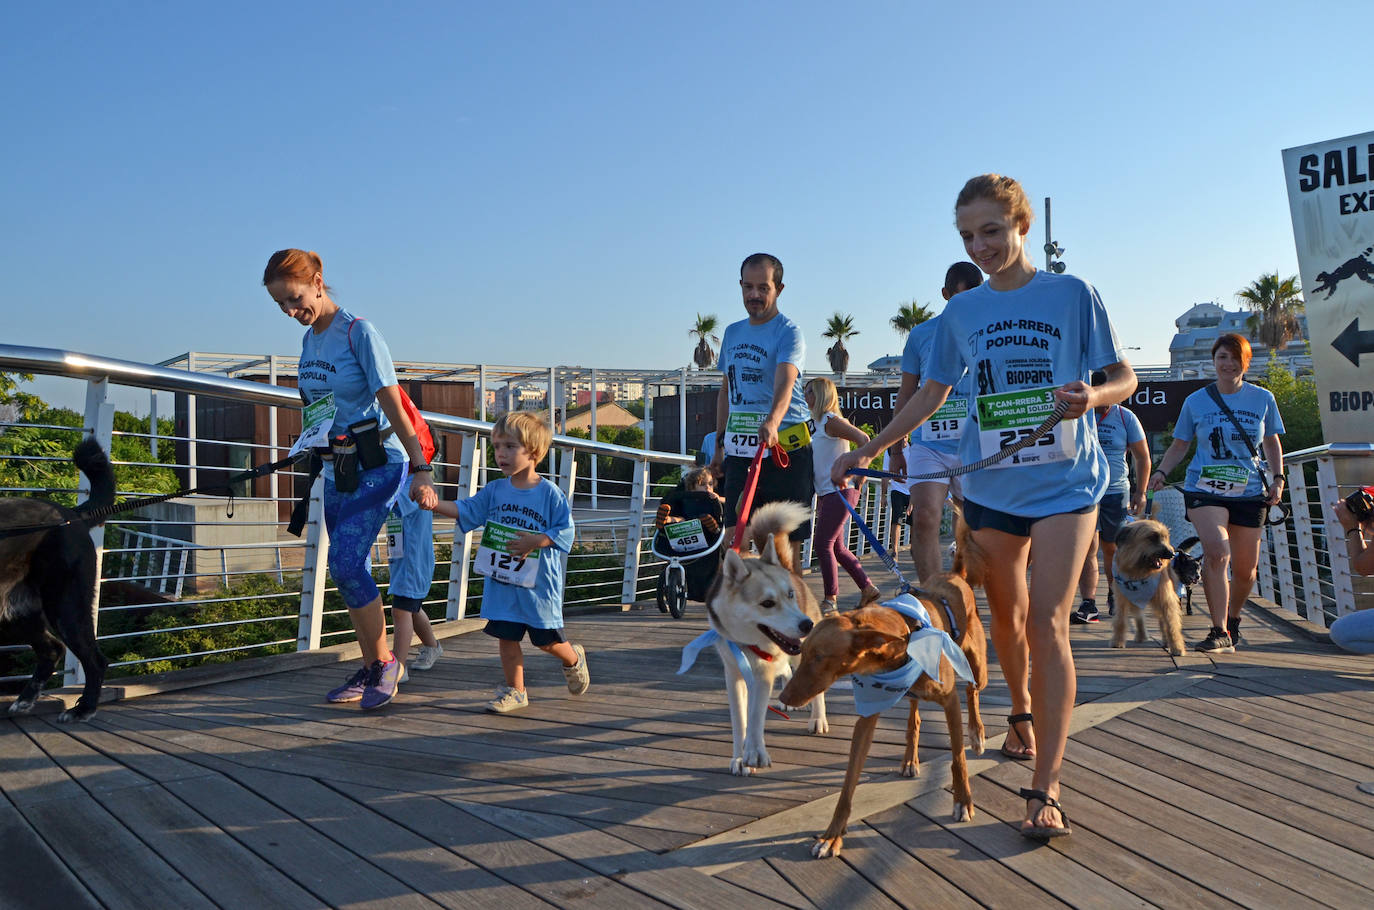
1149, 333, 1285, 653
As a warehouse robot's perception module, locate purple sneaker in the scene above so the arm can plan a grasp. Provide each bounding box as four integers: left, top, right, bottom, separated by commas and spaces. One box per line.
326, 665, 369, 703
360, 657, 401, 710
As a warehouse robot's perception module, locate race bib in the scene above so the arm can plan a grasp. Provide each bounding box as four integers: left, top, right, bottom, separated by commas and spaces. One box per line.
665, 518, 708, 553
921, 397, 968, 443
975, 387, 1075, 469
290, 393, 337, 458
474, 521, 539, 588
384, 511, 403, 559
724, 412, 813, 458
1199, 464, 1251, 497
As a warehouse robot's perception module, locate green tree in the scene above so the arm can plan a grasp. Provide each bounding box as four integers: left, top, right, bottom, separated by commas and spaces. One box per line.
890, 301, 934, 338
1237, 272, 1304, 350
1251, 353, 1322, 453
689, 313, 720, 370
822, 313, 860, 375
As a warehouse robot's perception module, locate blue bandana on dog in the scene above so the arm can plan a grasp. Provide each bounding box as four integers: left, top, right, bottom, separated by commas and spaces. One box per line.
1111, 559, 1184, 609
678, 629, 755, 686
850, 594, 975, 717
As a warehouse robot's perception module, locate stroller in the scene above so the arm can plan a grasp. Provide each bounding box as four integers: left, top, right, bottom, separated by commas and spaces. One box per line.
651, 485, 726, 619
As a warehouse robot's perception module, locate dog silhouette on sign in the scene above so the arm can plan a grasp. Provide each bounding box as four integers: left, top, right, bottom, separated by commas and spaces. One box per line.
1312, 247, 1374, 299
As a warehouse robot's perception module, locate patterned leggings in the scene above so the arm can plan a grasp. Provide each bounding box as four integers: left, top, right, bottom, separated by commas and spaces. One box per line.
323, 462, 405, 609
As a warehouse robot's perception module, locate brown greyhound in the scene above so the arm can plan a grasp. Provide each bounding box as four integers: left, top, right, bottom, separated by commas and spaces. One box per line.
779, 572, 987, 858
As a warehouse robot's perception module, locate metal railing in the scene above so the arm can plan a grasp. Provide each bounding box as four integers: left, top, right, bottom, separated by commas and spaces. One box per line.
0, 343, 693, 685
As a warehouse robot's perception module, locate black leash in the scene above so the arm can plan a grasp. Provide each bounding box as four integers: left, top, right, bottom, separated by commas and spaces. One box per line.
0, 454, 304, 542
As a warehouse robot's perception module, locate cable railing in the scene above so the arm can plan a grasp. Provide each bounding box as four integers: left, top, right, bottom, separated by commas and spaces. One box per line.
0, 343, 694, 686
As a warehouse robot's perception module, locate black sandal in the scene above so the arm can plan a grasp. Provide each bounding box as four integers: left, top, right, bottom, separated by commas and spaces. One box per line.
1019, 788, 1072, 839
1001, 712, 1034, 761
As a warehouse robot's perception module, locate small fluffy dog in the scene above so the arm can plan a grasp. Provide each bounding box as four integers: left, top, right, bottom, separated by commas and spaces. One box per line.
1110, 519, 1186, 656
778, 572, 988, 858
2, 438, 113, 721
704, 500, 826, 776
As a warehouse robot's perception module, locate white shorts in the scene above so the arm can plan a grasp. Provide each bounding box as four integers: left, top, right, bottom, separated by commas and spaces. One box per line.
902, 444, 962, 500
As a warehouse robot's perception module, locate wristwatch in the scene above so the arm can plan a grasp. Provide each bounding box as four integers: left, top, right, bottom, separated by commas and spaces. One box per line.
410, 463, 433, 473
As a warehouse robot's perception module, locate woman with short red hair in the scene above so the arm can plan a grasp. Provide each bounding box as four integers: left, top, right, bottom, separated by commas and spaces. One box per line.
1149, 333, 1286, 653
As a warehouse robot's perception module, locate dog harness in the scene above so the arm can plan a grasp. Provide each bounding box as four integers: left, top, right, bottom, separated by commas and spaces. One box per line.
850, 594, 975, 717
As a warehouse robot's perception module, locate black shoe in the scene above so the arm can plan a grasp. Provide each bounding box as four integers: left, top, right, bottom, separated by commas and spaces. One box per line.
1195, 628, 1234, 654
1227, 623, 1244, 648
1070, 599, 1100, 624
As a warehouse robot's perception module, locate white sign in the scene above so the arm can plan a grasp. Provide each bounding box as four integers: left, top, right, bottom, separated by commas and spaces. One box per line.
1282, 132, 1374, 444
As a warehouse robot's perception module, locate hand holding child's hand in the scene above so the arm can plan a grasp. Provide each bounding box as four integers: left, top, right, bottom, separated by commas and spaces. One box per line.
509, 532, 547, 559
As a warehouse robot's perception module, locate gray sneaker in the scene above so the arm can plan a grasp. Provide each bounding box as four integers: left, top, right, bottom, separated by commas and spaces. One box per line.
563, 644, 589, 695
359, 658, 401, 710
411, 642, 444, 671
486, 685, 529, 713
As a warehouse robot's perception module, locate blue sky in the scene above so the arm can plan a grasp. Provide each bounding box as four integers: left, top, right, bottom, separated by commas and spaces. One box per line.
1, 1, 1364, 412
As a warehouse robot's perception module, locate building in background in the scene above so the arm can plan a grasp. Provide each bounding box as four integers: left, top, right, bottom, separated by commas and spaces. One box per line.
1169, 302, 1311, 376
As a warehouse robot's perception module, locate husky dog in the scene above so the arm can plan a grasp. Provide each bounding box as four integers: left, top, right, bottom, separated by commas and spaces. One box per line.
705, 500, 826, 776
1110, 520, 1186, 656
2, 438, 113, 722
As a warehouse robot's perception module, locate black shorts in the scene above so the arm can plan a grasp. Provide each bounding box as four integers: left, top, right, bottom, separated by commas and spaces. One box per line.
889, 487, 910, 520
1097, 492, 1129, 542
963, 498, 1096, 539
723, 446, 815, 541
1184, 492, 1265, 529
483, 620, 567, 647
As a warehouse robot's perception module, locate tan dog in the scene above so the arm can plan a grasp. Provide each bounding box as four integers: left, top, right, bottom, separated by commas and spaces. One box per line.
704, 501, 827, 776
1110, 519, 1186, 656
778, 573, 988, 858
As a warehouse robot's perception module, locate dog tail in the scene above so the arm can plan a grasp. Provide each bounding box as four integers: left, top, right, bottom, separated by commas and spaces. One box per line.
747, 500, 809, 571
950, 506, 987, 589
73, 437, 116, 525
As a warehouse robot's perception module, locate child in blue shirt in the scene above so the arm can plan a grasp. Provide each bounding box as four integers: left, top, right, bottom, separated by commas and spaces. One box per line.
429, 411, 588, 713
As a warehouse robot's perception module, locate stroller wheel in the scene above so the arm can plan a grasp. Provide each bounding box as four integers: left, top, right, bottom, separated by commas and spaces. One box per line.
666, 572, 688, 620
656, 567, 671, 613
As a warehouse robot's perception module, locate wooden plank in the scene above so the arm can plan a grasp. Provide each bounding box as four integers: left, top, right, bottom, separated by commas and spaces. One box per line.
825, 822, 982, 909
1191, 678, 1374, 752
97, 783, 323, 909
712, 859, 818, 909
231, 768, 553, 910
41, 716, 213, 784
0, 795, 101, 909
765, 845, 904, 910
21, 794, 215, 909
162, 775, 443, 910
0, 719, 85, 807
15, 715, 152, 796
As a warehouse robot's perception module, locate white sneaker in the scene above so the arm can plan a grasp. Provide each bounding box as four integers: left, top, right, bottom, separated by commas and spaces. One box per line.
486, 685, 529, 713
562, 644, 589, 695
411, 642, 443, 671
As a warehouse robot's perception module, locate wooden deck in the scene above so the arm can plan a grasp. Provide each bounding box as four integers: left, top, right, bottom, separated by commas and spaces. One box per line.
4, 558, 1374, 910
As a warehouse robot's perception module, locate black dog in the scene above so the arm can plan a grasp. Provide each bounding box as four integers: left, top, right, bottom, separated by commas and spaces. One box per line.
1171, 537, 1203, 616
2, 438, 113, 722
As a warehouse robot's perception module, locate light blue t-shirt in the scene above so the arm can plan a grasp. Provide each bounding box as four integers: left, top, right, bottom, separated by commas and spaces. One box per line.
1175, 383, 1285, 499
718, 312, 810, 430
925, 270, 1124, 517
297, 310, 408, 476
900, 315, 972, 456
1094, 404, 1146, 494
455, 477, 575, 629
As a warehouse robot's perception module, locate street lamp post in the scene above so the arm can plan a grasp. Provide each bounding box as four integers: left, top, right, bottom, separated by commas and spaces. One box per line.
1044, 196, 1066, 273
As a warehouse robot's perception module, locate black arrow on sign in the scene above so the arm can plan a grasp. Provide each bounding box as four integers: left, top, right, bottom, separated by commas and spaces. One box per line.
1332, 318, 1374, 367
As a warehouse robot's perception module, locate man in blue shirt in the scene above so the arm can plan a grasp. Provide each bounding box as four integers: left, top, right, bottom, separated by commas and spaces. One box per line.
709, 253, 814, 567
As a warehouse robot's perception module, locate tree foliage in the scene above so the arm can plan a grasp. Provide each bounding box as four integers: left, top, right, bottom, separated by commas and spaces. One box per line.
1237, 272, 1304, 350
689, 313, 720, 370
890, 301, 934, 337
1250, 353, 1322, 453
822, 313, 860, 374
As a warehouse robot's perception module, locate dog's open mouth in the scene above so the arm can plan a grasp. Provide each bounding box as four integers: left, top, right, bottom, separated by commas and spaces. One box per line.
759, 624, 803, 655
1149, 557, 1165, 570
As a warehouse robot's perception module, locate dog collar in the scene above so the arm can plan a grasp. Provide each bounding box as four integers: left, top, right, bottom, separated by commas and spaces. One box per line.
745, 644, 775, 662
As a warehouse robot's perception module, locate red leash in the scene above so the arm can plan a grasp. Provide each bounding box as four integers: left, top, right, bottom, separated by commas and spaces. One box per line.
729, 442, 788, 551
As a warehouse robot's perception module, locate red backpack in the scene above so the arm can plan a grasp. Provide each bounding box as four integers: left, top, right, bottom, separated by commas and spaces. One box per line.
346, 317, 437, 464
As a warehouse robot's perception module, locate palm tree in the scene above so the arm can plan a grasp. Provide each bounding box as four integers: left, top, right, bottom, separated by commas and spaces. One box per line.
688, 313, 720, 370
890, 300, 934, 338
1237, 272, 1304, 351
822, 313, 860, 376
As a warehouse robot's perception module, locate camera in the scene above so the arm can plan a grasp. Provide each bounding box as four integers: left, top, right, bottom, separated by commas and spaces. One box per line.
1345, 486, 1374, 523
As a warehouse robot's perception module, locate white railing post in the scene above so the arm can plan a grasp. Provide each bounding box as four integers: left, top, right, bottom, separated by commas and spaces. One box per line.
590, 367, 599, 510
296, 474, 329, 651
447, 433, 480, 620
1288, 462, 1322, 621
68, 377, 114, 686
679, 368, 687, 454
620, 458, 649, 605
557, 444, 578, 582
1315, 456, 1355, 622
